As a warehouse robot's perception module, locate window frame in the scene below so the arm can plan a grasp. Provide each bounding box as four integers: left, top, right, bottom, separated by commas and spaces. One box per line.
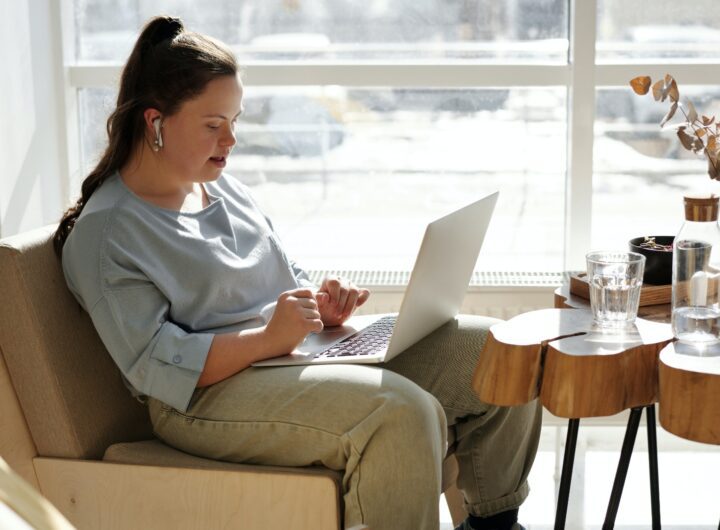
57, 0, 720, 270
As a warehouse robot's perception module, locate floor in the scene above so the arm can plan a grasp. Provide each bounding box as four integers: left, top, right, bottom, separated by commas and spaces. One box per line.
439, 425, 720, 529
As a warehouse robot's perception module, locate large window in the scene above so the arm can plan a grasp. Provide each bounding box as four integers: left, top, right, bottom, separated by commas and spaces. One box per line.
67, 0, 720, 273
75, 0, 569, 63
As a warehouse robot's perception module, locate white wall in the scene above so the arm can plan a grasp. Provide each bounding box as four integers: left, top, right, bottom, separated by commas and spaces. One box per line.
0, 0, 67, 238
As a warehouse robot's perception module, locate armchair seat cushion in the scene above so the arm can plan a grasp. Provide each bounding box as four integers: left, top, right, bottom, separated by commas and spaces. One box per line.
103, 439, 343, 482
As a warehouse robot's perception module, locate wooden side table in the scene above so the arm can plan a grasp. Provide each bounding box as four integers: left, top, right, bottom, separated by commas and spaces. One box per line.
473, 308, 673, 530
659, 342, 720, 444
658, 342, 720, 529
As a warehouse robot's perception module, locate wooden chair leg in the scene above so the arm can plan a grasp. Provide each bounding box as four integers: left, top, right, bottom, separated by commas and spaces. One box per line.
444, 482, 466, 526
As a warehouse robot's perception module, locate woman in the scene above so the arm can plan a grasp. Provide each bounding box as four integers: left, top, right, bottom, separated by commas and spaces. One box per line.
55, 16, 540, 530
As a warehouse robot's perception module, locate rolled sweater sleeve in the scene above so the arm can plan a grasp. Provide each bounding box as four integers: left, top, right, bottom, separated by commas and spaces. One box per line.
62, 208, 213, 413
90, 284, 213, 413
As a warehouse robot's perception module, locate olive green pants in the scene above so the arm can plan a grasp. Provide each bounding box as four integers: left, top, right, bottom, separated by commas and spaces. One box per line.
149, 315, 542, 530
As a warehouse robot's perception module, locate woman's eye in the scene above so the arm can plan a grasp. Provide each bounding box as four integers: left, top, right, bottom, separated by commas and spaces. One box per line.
207, 124, 220, 130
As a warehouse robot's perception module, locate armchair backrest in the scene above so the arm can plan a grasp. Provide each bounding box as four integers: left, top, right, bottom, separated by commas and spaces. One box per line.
0, 226, 152, 460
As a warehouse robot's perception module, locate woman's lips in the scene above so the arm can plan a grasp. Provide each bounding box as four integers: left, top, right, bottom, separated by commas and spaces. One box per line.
209, 156, 226, 168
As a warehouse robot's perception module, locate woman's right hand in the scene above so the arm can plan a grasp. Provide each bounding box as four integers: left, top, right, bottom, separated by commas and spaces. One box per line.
264, 288, 323, 355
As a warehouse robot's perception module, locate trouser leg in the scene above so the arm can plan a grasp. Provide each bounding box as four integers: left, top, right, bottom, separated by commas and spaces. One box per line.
148, 363, 447, 530
383, 314, 543, 517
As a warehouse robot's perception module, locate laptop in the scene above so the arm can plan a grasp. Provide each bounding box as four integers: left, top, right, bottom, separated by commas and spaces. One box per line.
252, 191, 498, 367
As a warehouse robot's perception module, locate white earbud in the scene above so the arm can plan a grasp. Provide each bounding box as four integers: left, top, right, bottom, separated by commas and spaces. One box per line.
152, 118, 163, 151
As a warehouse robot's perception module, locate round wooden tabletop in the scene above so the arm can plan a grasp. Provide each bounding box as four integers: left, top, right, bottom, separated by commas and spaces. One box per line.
658, 342, 720, 445
472, 308, 674, 418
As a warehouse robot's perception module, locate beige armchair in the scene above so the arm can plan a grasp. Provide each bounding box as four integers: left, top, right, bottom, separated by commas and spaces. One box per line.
0, 456, 75, 530
0, 226, 465, 529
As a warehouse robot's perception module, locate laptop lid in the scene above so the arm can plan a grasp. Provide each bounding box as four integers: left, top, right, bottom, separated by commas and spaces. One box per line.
252, 191, 498, 366
382, 191, 498, 360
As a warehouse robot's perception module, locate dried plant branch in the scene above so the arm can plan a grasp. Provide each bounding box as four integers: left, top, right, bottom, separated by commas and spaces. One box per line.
630, 74, 720, 180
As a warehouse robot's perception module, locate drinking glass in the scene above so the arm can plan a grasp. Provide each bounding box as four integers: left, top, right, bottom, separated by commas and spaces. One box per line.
586, 251, 646, 327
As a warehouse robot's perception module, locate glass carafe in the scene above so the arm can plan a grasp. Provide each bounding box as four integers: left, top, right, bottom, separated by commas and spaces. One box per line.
671, 195, 720, 347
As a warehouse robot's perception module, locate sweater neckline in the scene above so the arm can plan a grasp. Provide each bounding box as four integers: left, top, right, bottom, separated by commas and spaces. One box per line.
114, 172, 223, 217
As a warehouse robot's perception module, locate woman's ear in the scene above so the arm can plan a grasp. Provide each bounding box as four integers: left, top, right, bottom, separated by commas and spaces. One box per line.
143, 108, 162, 132
143, 108, 164, 151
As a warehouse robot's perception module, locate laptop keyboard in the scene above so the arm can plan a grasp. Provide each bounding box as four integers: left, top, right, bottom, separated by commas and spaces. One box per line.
317, 315, 397, 358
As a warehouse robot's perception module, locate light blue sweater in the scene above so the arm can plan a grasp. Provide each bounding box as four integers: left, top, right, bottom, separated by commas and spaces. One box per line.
62, 172, 314, 412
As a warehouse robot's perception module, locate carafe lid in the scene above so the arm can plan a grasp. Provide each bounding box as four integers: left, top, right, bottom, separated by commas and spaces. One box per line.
684, 195, 719, 221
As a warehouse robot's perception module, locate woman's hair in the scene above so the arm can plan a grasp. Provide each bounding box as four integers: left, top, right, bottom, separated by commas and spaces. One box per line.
53, 15, 238, 257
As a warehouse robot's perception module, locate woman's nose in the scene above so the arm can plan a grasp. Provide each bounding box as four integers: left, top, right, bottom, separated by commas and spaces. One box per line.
220, 123, 237, 147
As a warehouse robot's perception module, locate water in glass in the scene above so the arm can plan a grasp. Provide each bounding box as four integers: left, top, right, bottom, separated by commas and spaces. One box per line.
589, 274, 642, 325
673, 306, 720, 344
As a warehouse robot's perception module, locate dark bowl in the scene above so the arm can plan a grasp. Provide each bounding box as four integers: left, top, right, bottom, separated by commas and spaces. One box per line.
629, 236, 674, 285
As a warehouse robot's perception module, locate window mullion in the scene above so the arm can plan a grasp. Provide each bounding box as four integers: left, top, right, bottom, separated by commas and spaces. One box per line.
595, 63, 720, 86
53, 0, 81, 209
69, 63, 570, 88
565, 0, 597, 270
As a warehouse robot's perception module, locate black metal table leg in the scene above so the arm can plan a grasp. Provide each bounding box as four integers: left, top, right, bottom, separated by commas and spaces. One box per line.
603, 407, 643, 530
646, 404, 661, 530
554, 418, 580, 530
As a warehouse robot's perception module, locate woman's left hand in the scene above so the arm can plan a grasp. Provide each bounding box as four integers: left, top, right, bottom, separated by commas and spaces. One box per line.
315, 277, 371, 327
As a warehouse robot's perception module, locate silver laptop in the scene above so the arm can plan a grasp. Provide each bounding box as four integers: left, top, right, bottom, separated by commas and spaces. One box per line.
252, 191, 498, 367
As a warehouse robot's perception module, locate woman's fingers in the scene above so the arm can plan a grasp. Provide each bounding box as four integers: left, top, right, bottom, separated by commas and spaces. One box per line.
324, 278, 341, 302
317, 278, 372, 324
315, 291, 330, 307
298, 296, 319, 309
341, 289, 359, 317
357, 288, 370, 307
336, 285, 349, 313
288, 288, 315, 299
302, 307, 323, 332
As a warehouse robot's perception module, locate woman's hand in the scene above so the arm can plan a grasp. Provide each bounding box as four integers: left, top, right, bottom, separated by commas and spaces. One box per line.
264, 288, 324, 354
316, 277, 370, 327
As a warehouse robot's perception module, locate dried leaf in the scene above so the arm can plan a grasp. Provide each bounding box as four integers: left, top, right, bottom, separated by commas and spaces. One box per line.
652, 79, 665, 101
630, 76, 652, 95
708, 135, 717, 153
660, 102, 678, 127
630, 73, 720, 176
678, 128, 695, 150
709, 156, 720, 180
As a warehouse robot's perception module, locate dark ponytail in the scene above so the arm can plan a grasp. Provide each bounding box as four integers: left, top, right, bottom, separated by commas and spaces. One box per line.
53, 15, 237, 257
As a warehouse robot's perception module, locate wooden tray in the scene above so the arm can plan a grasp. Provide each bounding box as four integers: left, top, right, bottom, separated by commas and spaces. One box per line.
570, 272, 670, 307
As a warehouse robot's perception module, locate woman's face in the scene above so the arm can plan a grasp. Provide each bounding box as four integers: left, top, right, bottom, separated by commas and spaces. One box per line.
159, 74, 243, 183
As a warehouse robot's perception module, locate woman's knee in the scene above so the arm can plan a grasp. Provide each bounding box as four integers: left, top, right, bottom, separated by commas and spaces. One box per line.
372, 371, 448, 449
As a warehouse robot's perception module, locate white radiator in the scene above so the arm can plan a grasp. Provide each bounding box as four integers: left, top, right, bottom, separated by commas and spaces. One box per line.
306, 270, 568, 318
